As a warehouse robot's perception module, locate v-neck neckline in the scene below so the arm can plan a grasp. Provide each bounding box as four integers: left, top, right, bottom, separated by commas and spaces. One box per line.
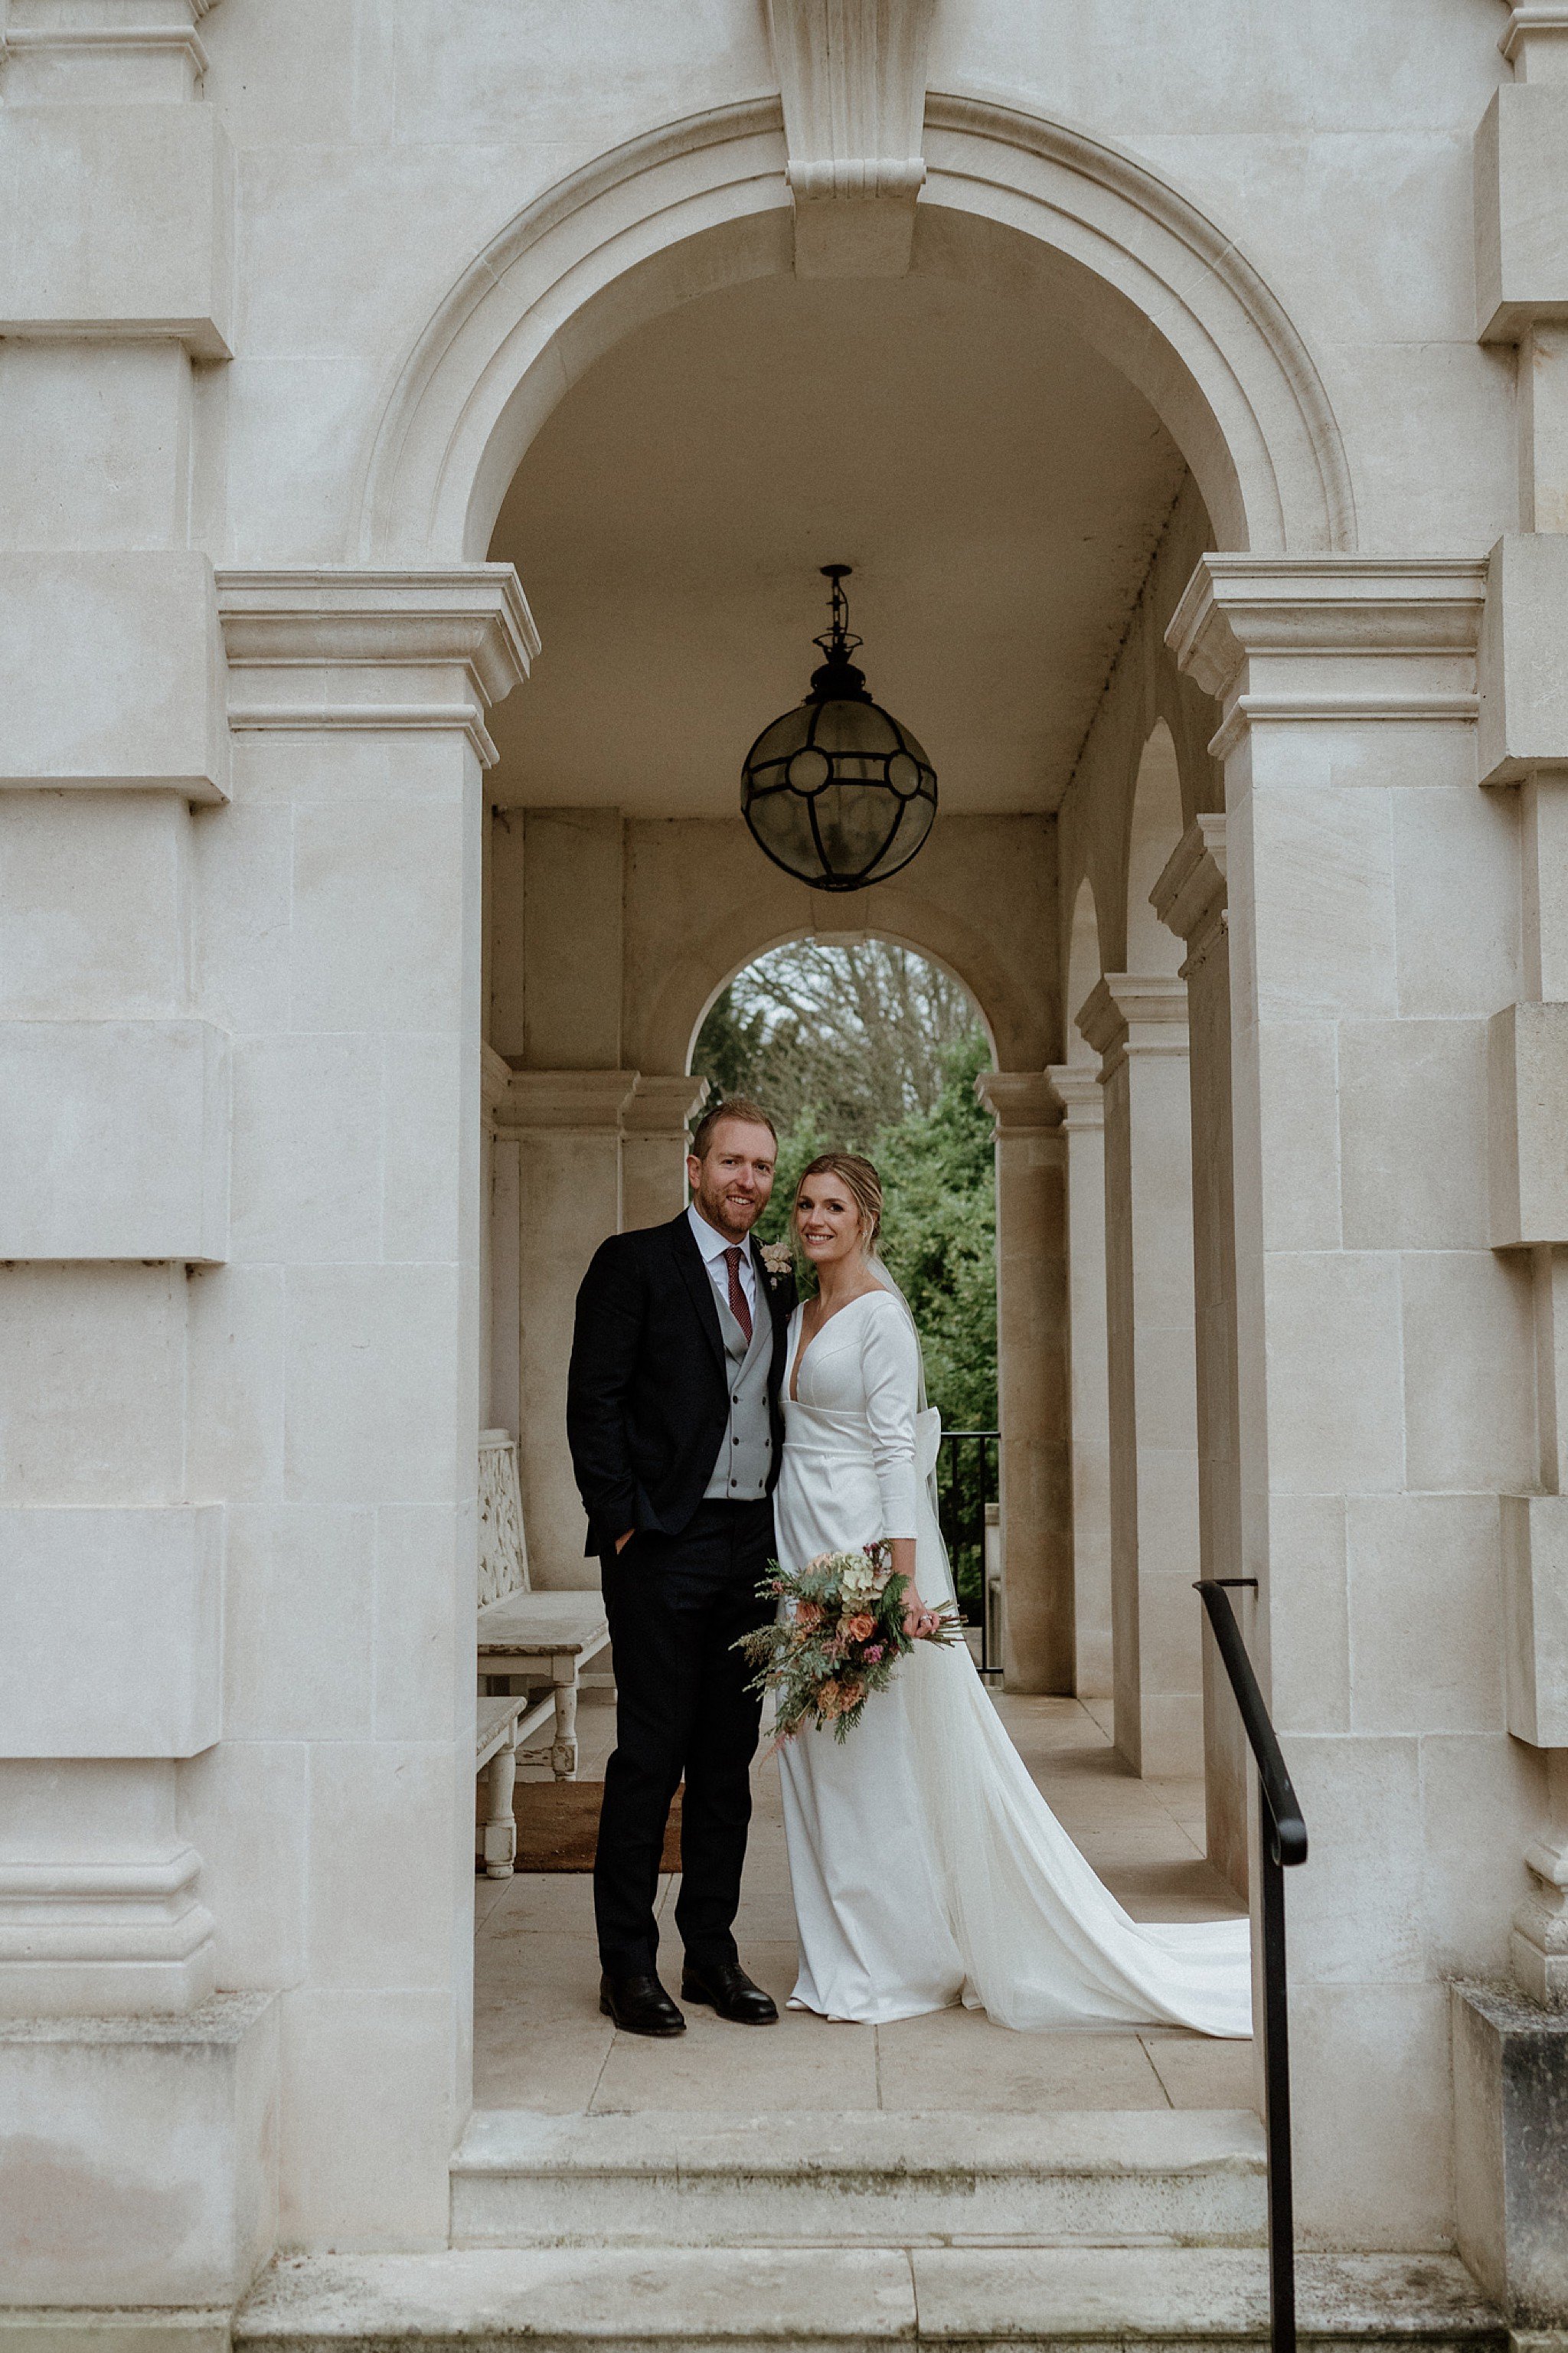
788, 1287, 880, 1404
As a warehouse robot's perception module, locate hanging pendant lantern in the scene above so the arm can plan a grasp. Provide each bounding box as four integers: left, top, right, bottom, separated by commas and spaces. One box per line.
740, 566, 938, 893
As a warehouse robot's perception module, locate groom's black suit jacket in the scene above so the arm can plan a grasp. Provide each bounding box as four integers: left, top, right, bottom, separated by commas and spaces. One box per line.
567, 1213, 795, 1557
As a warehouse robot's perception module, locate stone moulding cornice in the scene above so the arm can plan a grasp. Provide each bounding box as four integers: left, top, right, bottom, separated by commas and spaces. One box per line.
974, 1069, 1063, 1139
1167, 554, 1488, 762
1077, 972, 1190, 1081
496, 1068, 641, 1133
0, 0, 219, 93
0, 1845, 213, 1973
1044, 1064, 1105, 1130
216, 567, 537, 770
1500, 5, 1568, 67
1152, 815, 1228, 981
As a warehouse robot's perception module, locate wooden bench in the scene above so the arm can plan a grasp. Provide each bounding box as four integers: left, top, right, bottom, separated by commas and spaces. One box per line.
473, 1430, 612, 1876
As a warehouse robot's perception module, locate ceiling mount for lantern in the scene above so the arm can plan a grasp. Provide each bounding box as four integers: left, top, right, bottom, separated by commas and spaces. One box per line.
740, 565, 938, 893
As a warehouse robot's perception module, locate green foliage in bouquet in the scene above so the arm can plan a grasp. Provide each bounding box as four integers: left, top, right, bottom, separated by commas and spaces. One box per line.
735, 1541, 961, 1745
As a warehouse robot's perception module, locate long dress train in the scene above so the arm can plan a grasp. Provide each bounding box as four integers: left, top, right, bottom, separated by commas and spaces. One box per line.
774, 1287, 1252, 2036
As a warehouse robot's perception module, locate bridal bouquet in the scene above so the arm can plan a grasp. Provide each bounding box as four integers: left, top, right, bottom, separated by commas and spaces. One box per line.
736, 1541, 962, 1744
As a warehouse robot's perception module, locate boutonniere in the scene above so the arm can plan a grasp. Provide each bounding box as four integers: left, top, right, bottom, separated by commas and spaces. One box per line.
760, 1242, 794, 1286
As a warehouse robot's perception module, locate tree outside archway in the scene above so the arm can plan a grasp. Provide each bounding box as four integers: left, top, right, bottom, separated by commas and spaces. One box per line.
692, 938, 998, 1437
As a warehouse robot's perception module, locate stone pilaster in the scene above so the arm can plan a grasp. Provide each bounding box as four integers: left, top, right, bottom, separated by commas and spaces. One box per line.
1044, 1064, 1112, 1701
622, 1071, 709, 1234
1076, 976, 1202, 1779
1168, 551, 1524, 2252
974, 1071, 1073, 1694
497, 1068, 639, 1591
203, 566, 534, 2246
1152, 816, 1248, 1897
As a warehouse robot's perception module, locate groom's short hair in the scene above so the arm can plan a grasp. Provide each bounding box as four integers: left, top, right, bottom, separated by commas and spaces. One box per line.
691, 1096, 778, 1160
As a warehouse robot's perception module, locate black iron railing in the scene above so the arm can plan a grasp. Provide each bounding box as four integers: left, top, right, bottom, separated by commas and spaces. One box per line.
1196, 1577, 1308, 2353
936, 1430, 1000, 1677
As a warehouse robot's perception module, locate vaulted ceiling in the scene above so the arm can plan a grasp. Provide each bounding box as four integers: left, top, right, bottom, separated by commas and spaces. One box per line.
486, 266, 1191, 817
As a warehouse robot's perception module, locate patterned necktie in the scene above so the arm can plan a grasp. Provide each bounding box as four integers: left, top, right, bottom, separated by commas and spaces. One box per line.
723, 1245, 753, 1345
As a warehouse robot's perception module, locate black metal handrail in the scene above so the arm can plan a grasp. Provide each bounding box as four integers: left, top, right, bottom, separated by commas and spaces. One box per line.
1196, 1577, 1308, 2353
936, 1429, 1000, 1675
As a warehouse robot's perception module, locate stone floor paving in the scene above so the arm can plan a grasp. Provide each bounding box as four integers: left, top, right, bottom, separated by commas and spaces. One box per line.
473, 1689, 1256, 2117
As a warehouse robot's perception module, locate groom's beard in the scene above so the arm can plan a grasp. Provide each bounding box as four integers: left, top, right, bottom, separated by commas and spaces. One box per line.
692, 1175, 766, 1243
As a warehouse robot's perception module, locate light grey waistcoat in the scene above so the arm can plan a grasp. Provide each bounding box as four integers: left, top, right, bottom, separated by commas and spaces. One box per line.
703, 1267, 774, 1502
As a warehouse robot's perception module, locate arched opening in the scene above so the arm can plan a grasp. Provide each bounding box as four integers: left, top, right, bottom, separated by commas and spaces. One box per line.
1066, 877, 1102, 1064
470, 155, 1258, 2123
1125, 721, 1187, 977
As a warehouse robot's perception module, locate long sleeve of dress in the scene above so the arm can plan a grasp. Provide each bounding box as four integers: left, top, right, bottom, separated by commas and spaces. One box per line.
859, 1295, 922, 1540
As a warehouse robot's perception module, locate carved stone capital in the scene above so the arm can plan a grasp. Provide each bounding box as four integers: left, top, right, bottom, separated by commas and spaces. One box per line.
975, 1069, 1060, 1139
217, 567, 538, 770
1045, 1064, 1105, 1130
765, 0, 933, 276
1167, 555, 1488, 763
622, 1073, 709, 1139
498, 1069, 639, 1135
1076, 974, 1190, 1080
1152, 815, 1228, 980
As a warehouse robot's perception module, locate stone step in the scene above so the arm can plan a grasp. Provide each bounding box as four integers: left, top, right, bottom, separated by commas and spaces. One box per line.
234, 2246, 1505, 2353
449, 2107, 1268, 2250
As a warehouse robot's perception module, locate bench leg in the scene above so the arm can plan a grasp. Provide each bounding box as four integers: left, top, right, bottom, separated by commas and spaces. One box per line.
482, 1737, 518, 1877
550, 1672, 579, 1781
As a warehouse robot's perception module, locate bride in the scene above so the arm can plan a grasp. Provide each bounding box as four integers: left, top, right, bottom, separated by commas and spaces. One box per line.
774, 1149, 1252, 2037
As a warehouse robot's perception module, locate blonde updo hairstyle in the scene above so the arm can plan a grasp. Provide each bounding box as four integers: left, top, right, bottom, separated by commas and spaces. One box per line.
794, 1152, 884, 1257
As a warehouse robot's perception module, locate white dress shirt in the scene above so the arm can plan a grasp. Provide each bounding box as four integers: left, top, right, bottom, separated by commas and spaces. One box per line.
687, 1202, 758, 1319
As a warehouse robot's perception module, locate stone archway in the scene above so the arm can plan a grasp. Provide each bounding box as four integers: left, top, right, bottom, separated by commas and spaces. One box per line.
354, 94, 1355, 568
443, 73, 1364, 1838
341, 62, 1360, 2223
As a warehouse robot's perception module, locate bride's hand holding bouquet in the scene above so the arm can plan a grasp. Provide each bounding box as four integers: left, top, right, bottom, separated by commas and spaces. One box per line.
735, 1538, 962, 1745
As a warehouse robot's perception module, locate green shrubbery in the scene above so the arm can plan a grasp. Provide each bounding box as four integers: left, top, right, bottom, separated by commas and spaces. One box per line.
693, 949, 997, 1434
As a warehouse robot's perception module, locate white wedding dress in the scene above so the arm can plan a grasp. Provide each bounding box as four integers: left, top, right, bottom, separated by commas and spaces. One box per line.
774, 1285, 1252, 2035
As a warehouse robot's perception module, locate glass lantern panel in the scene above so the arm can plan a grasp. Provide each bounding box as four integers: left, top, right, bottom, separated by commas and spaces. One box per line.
746, 708, 811, 768
812, 781, 902, 879
864, 789, 936, 881
746, 784, 820, 877
811, 698, 900, 757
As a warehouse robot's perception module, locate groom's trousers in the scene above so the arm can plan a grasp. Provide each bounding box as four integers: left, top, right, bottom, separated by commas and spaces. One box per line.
594, 1495, 776, 1979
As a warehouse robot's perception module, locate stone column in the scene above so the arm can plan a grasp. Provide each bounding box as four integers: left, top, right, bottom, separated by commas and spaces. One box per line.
1077, 976, 1203, 1779
1171, 551, 1537, 2255
194, 566, 535, 2252
974, 1073, 1073, 1694
500, 1068, 638, 1590
1044, 1065, 1113, 1699
622, 1073, 709, 1233
0, 21, 287, 2306
1153, 817, 1249, 1897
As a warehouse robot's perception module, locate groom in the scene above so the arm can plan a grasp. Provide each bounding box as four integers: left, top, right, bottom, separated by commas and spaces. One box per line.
567, 1096, 795, 2038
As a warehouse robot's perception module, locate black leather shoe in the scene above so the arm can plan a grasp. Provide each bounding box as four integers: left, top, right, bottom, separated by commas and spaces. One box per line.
599, 1971, 685, 2037
680, 1959, 779, 2025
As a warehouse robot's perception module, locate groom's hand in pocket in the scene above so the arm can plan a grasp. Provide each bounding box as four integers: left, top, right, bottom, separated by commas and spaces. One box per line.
615, 1528, 635, 1554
